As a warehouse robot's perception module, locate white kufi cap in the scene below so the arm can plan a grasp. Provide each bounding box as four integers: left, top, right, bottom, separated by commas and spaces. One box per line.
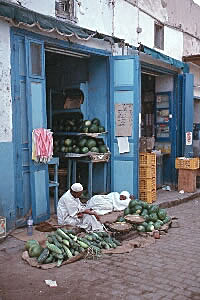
120, 191, 130, 198
71, 183, 83, 192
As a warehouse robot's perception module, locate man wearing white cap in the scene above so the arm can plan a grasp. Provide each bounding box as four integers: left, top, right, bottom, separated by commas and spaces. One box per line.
57, 183, 104, 232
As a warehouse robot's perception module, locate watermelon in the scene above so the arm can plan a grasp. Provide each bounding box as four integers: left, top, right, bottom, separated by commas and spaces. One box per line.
128, 199, 138, 209
146, 224, 155, 232
82, 127, 89, 133
157, 208, 167, 220
137, 225, 146, 232
99, 145, 108, 153
141, 222, 148, 229
79, 138, 87, 148
149, 205, 159, 214
89, 124, 99, 133
86, 139, 97, 149
162, 216, 171, 224
154, 221, 161, 230
141, 209, 148, 216
96, 139, 104, 146
92, 118, 100, 126
84, 120, 92, 127
149, 213, 158, 222
134, 205, 143, 214
98, 126, 105, 133
81, 147, 89, 154
64, 138, 72, 146
90, 147, 99, 153
117, 216, 126, 222
141, 201, 149, 209
73, 147, 80, 154
123, 207, 130, 216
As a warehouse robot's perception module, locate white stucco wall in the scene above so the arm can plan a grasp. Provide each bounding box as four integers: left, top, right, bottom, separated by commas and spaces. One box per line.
138, 11, 154, 48
0, 21, 12, 142
164, 27, 183, 61
19, 0, 55, 17
114, 0, 138, 46
76, 0, 113, 36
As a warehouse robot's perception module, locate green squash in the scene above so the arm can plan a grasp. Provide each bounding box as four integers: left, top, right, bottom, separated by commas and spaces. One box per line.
25, 239, 39, 251
29, 244, 43, 258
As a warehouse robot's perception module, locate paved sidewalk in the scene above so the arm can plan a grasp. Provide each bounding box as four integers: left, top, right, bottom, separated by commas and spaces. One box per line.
156, 187, 200, 208
0, 198, 200, 300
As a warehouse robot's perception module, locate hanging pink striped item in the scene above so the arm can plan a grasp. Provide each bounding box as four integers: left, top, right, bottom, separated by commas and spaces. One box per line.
32, 128, 53, 163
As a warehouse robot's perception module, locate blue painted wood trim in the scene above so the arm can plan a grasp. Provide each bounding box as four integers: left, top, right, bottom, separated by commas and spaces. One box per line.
141, 62, 178, 75
11, 27, 111, 57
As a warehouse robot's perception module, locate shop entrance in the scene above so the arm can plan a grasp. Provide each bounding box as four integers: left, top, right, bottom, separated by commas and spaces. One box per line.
140, 68, 175, 200
45, 49, 110, 210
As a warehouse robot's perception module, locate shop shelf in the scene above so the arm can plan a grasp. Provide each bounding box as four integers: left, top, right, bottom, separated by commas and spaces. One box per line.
139, 178, 156, 192
139, 190, 156, 204
175, 157, 199, 170
139, 153, 156, 166
139, 166, 156, 178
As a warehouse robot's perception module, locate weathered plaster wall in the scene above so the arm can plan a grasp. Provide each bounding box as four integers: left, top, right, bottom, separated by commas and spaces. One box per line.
19, 0, 55, 17
76, 0, 113, 36
164, 27, 183, 61
0, 21, 12, 142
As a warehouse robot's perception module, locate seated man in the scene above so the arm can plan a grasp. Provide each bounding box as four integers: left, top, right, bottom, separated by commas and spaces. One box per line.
86, 191, 134, 215
57, 183, 104, 232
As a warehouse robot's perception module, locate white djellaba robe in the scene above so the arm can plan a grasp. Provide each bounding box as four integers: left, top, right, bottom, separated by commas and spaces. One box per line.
86, 192, 131, 215
57, 190, 103, 232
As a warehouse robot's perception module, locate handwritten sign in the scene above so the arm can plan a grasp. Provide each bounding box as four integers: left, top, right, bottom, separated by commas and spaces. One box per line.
115, 104, 133, 136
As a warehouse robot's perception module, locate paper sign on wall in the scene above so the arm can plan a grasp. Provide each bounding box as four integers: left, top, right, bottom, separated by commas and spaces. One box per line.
115, 104, 133, 136
186, 132, 192, 146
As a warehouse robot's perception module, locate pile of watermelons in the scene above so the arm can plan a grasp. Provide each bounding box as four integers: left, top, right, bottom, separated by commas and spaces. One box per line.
54, 135, 108, 155
117, 199, 171, 233
53, 117, 105, 134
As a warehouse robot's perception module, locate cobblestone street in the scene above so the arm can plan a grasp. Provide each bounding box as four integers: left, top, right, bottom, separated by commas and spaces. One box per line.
0, 198, 200, 300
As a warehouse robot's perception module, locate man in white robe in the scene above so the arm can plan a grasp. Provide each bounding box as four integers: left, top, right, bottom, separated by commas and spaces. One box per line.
57, 183, 103, 232
86, 191, 133, 215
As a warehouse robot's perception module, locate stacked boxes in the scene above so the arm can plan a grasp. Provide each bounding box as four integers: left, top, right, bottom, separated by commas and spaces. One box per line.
139, 153, 156, 203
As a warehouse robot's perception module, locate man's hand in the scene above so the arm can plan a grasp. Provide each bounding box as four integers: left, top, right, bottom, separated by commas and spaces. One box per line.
77, 212, 83, 218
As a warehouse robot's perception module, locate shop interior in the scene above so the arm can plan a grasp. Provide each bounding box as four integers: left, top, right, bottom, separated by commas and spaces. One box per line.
45, 48, 110, 207
140, 70, 173, 189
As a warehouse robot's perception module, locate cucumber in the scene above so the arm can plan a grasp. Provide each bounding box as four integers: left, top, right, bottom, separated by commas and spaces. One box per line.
57, 259, 63, 267
57, 228, 71, 240
78, 237, 91, 246
46, 241, 62, 254
111, 238, 121, 246
55, 233, 63, 243
52, 253, 64, 260
51, 235, 63, 249
62, 239, 70, 247
47, 236, 54, 244
77, 240, 89, 249
37, 248, 50, 264
62, 245, 73, 259
84, 234, 93, 241
44, 254, 54, 264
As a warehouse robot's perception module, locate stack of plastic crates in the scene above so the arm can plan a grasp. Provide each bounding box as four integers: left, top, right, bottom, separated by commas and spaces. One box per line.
139, 152, 156, 203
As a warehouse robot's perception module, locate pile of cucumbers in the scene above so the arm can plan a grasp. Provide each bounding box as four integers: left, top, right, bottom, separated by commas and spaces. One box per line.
35, 228, 121, 267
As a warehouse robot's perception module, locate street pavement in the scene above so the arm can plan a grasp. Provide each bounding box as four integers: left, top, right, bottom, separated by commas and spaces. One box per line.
0, 198, 200, 300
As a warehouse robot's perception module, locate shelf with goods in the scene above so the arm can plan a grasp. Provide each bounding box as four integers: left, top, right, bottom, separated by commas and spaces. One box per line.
139, 152, 156, 203
155, 92, 172, 154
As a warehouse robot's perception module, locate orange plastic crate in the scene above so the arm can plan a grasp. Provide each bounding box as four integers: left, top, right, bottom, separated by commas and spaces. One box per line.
139, 178, 156, 192
139, 153, 156, 166
139, 166, 156, 178
139, 190, 156, 204
175, 157, 199, 170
